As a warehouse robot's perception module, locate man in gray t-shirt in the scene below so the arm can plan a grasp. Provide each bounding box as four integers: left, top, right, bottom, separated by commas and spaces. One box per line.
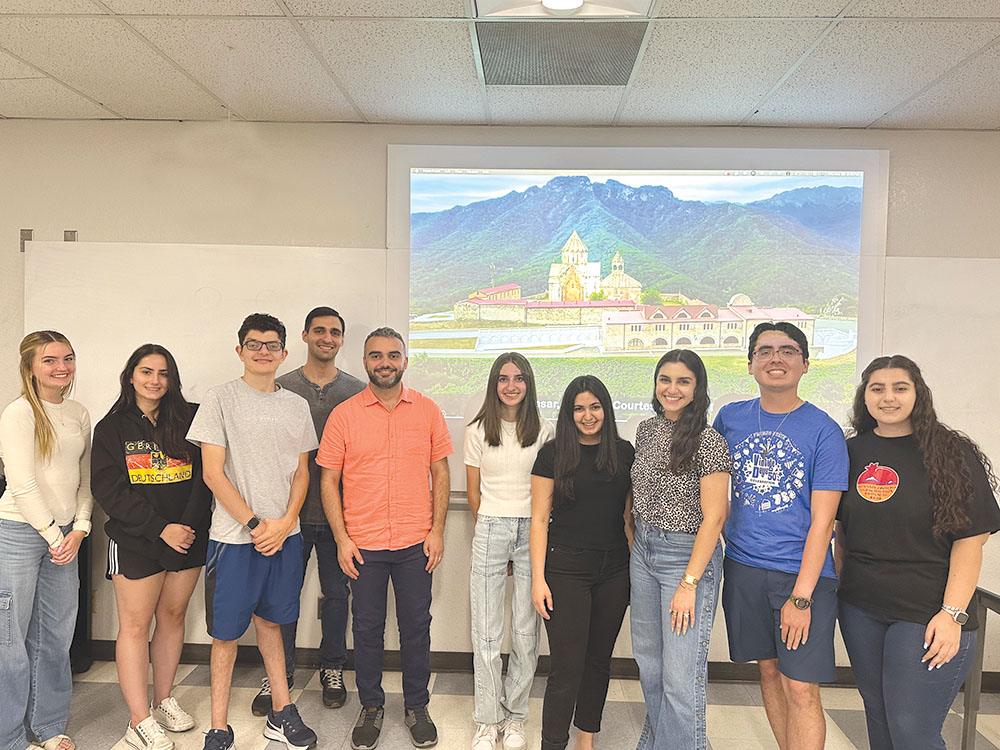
252, 306, 364, 715
186, 313, 319, 750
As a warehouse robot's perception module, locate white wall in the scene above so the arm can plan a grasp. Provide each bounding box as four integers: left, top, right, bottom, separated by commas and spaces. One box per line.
1, 121, 998, 668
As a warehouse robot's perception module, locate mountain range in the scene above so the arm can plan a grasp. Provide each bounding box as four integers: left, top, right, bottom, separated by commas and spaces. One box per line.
410, 176, 861, 315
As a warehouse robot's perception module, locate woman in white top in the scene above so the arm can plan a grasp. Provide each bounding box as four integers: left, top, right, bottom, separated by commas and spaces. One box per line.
0, 331, 93, 750
466, 353, 554, 750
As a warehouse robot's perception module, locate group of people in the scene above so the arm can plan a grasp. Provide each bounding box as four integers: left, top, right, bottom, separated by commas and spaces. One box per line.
0, 309, 996, 750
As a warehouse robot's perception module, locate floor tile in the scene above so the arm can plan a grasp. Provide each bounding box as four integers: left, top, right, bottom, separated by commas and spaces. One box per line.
827, 709, 870, 749
706, 705, 778, 742
431, 670, 475, 696
820, 686, 866, 710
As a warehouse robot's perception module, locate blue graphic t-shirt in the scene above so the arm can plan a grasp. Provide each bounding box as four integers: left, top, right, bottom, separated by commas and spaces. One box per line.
713, 398, 848, 579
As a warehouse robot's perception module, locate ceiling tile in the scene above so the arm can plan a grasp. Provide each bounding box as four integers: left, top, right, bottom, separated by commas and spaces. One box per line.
0, 77, 111, 117
0, 16, 229, 118
619, 20, 822, 125
876, 41, 1000, 128
749, 20, 1000, 126
102, 1, 281, 14
848, 0, 1000, 18
301, 18, 486, 123
286, 1, 467, 17
0, 48, 42, 77
127, 16, 360, 121
0, 1, 100, 12
487, 85, 623, 125
656, 1, 848, 18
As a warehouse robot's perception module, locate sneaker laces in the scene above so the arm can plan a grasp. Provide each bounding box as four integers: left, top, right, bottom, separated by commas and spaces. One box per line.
321, 668, 344, 690
409, 705, 432, 724
202, 728, 232, 750
157, 696, 184, 720
474, 723, 499, 741
504, 719, 524, 735
258, 676, 272, 696
136, 718, 168, 743
359, 707, 381, 727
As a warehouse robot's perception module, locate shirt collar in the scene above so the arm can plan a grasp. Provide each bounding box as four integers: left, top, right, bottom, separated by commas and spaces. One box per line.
361, 383, 414, 407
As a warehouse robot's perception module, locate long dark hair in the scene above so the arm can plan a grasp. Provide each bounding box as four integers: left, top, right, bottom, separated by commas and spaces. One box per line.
469, 352, 542, 448
651, 349, 710, 474
553, 375, 621, 507
109, 344, 194, 459
850, 355, 998, 536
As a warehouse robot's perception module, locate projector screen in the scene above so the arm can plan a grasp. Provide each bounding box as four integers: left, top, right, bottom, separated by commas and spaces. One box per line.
388, 146, 888, 486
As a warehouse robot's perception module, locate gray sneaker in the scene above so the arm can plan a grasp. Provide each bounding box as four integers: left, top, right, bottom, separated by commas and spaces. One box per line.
351, 706, 384, 750
404, 705, 438, 748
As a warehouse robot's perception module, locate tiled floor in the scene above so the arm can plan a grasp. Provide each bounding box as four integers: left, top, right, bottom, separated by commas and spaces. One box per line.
67, 662, 1000, 749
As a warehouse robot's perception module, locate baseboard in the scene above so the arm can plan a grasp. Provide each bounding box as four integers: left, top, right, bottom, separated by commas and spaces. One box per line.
88, 640, 1000, 692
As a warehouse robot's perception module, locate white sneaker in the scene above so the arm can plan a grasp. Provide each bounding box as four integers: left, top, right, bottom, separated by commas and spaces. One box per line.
472, 722, 499, 750
501, 718, 526, 750
151, 696, 195, 732
124, 716, 174, 750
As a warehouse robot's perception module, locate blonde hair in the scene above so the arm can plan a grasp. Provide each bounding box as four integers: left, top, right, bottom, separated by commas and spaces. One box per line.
18, 330, 75, 461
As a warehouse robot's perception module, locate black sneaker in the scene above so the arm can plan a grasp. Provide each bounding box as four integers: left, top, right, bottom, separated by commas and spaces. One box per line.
251, 673, 293, 717
351, 706, 384, 750
320, 666, 347, 708
263, 703, 317, 750
202, 725, 235, 750
403, 705, 438, 748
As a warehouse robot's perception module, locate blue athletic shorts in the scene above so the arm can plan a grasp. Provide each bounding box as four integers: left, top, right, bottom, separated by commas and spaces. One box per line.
722, 556, 838, 683
204, 533, 303, 641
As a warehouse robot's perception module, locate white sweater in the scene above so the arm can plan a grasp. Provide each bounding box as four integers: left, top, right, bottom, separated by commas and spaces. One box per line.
0, 396, 94, 547
464, 418, 555, 518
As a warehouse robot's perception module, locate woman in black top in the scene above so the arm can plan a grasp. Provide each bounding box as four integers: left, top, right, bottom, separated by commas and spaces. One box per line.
530, 375, 634, 750
91, 344, 211, 750
835, 355, 1000, 750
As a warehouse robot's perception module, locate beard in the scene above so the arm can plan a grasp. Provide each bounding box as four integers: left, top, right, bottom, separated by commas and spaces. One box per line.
367, 367, 404, 389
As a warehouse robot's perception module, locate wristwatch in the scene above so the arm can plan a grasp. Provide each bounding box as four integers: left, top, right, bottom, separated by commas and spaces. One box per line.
788, 595, 812, 610
245, 515, 262, 532
941, 605, 969, 625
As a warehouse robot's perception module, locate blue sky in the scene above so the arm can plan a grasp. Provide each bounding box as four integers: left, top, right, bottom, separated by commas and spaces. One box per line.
411, 171, 864, 214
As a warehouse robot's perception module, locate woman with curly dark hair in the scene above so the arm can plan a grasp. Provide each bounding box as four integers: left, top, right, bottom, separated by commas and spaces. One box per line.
629, 350, 731, 750
835, 355, 1000, 750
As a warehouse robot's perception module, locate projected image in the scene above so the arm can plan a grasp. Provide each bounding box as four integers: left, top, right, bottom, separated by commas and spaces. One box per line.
408, 169, 863, 421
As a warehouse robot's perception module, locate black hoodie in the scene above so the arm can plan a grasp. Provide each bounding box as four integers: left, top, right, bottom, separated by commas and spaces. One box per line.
91, 403, 211, 569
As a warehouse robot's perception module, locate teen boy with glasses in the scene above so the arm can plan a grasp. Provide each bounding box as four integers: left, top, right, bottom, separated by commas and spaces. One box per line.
187, 313, 320, 750
713, 321, 848, 750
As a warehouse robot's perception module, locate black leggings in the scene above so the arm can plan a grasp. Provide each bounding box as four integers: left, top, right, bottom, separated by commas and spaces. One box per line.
541, 544, 630, 750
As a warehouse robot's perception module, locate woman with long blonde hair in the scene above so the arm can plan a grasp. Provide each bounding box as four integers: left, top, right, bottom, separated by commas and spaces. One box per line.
0, 331, 94, 750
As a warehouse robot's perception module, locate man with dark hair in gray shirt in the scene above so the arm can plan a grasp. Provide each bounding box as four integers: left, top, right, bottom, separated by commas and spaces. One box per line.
250, 306, 365, 716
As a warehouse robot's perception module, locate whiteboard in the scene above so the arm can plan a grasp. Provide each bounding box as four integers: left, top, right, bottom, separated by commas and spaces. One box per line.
24, 241, 388, 421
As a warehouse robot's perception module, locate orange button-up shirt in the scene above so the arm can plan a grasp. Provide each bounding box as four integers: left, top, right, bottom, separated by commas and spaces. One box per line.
316, 384, 453, 551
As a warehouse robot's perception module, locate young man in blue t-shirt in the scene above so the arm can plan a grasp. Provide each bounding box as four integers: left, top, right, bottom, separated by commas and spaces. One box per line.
713, 321, 848, 750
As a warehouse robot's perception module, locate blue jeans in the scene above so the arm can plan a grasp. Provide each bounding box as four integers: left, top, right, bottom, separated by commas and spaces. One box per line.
351, 543, 432, 709
0, 521, 79, 750
630, 518, 722, 750
839, 599, 976, 750
470, 515, 540, 724
280, 523, 350, 675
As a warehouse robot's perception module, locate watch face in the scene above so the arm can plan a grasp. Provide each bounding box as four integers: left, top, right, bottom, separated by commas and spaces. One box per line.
956, 611, 969, 625
247, 516, 260, 530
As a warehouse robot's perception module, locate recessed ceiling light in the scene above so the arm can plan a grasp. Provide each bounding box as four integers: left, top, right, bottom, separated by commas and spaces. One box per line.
541, 0, 584, 10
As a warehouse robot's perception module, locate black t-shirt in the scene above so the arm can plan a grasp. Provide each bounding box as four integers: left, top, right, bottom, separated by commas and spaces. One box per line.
838, 431, 1000, 630
531, 438, 634, 550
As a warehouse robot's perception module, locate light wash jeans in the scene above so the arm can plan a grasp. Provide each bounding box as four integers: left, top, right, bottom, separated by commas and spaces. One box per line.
469, 515, 540, 724
0, 520, 79, 750
630, 517, 722, 750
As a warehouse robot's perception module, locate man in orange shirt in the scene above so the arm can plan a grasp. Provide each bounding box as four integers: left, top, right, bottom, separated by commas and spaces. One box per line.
317, 327, 452, 750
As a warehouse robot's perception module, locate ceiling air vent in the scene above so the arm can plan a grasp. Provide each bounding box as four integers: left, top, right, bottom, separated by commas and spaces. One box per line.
476, 21, 647, 86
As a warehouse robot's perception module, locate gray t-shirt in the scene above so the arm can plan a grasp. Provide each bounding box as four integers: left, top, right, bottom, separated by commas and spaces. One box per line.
186, 378, 319, 544
276, 366, 366, 525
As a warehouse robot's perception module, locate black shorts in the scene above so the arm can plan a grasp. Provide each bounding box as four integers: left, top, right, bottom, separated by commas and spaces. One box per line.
106, 537, 201, 581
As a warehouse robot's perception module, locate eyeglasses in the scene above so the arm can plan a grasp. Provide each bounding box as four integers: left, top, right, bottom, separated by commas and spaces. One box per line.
752, 345, 802, 360
242, 339, 284, 352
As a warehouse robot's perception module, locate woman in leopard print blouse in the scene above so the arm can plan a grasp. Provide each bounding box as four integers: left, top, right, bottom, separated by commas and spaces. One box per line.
628, 349, 732, 750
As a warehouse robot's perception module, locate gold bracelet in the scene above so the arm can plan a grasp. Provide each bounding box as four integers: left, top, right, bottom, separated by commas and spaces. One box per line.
681, 573, 699, 588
